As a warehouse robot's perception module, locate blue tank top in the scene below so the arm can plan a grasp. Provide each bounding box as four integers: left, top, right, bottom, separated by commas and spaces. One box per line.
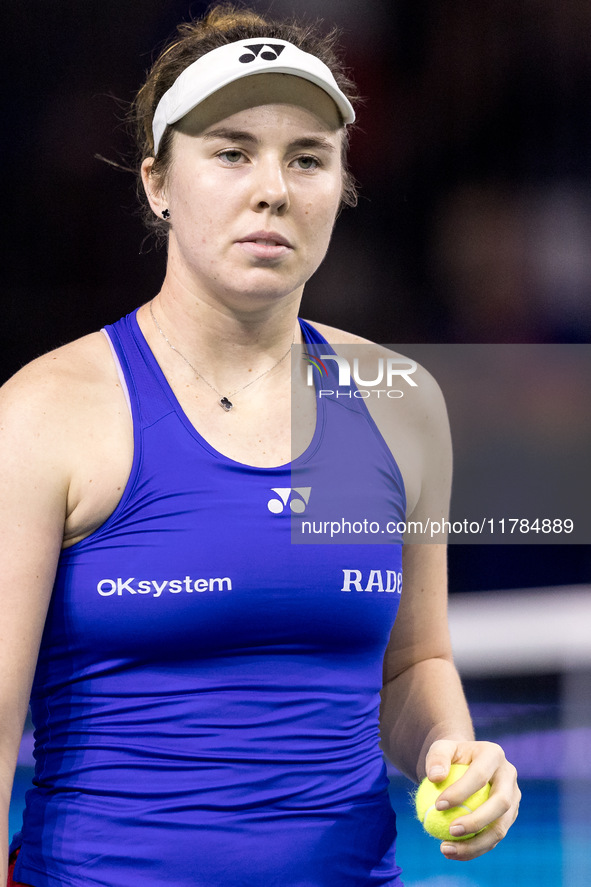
13, 311, 406, 887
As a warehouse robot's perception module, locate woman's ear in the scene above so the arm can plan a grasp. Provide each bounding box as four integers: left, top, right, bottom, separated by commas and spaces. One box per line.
141, 157, 168, 220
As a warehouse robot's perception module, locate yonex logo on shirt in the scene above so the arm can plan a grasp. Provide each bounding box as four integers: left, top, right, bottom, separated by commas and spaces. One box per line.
268, 487, 312, 514
239, 43, 286, 64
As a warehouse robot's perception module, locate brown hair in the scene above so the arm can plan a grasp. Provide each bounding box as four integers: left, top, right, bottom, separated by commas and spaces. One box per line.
131, 3, 359, 240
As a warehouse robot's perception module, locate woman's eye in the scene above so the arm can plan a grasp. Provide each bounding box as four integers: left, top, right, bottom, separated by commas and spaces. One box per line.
218, 150, 244, 164
294, 155, 319, 171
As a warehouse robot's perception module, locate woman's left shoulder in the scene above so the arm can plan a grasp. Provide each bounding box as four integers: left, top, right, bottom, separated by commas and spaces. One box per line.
303, 318, 447, 416
305, 319, 451, 519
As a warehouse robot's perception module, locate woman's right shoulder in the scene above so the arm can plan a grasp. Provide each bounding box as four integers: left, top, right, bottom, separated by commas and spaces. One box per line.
1, 331, 117, 410
0, 331, 122, 446
0, 329, 134, 549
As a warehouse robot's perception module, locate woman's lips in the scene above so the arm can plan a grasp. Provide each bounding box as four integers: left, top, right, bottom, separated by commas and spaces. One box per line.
236, 232, 293, 260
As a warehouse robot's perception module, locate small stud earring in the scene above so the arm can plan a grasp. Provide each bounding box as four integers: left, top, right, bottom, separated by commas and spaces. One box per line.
161, 208, 170, 220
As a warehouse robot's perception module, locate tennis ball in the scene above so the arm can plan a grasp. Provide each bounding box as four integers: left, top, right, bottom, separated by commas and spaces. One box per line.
414, 763, 490, 841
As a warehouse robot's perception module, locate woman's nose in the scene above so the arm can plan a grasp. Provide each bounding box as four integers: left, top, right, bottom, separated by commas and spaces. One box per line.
250, 159, 290, 214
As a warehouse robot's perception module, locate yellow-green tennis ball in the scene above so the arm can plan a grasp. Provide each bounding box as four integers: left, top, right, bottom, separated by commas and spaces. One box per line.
415, 763, 491, 841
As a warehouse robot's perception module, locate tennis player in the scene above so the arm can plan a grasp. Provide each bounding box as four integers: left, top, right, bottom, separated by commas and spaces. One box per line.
0, 6, 519, 885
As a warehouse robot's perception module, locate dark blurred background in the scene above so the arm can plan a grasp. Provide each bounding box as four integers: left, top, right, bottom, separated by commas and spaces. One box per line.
4, 0, 591, 590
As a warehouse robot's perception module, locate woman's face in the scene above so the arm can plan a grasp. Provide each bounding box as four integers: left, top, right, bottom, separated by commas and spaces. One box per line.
143, 74, 346, 311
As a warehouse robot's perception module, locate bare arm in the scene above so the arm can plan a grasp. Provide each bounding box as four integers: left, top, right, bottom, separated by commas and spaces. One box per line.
379, 372, 472, 779
0, 364, 72, 882
379, 368, 520, 860
0, 330, 133, 881
380, 544, 474, 781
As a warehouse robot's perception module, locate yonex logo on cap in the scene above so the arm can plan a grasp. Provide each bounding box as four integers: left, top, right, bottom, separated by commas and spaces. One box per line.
239, 43, 286, 64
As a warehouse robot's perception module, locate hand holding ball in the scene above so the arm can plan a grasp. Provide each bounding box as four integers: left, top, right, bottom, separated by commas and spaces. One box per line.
415, 764, 491, 841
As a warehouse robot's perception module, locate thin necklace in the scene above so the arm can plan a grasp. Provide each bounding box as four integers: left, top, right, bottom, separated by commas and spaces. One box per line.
149, 300, 294, 412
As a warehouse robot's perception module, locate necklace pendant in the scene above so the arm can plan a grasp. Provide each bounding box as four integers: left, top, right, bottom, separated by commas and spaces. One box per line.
220, 396, 233, 411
